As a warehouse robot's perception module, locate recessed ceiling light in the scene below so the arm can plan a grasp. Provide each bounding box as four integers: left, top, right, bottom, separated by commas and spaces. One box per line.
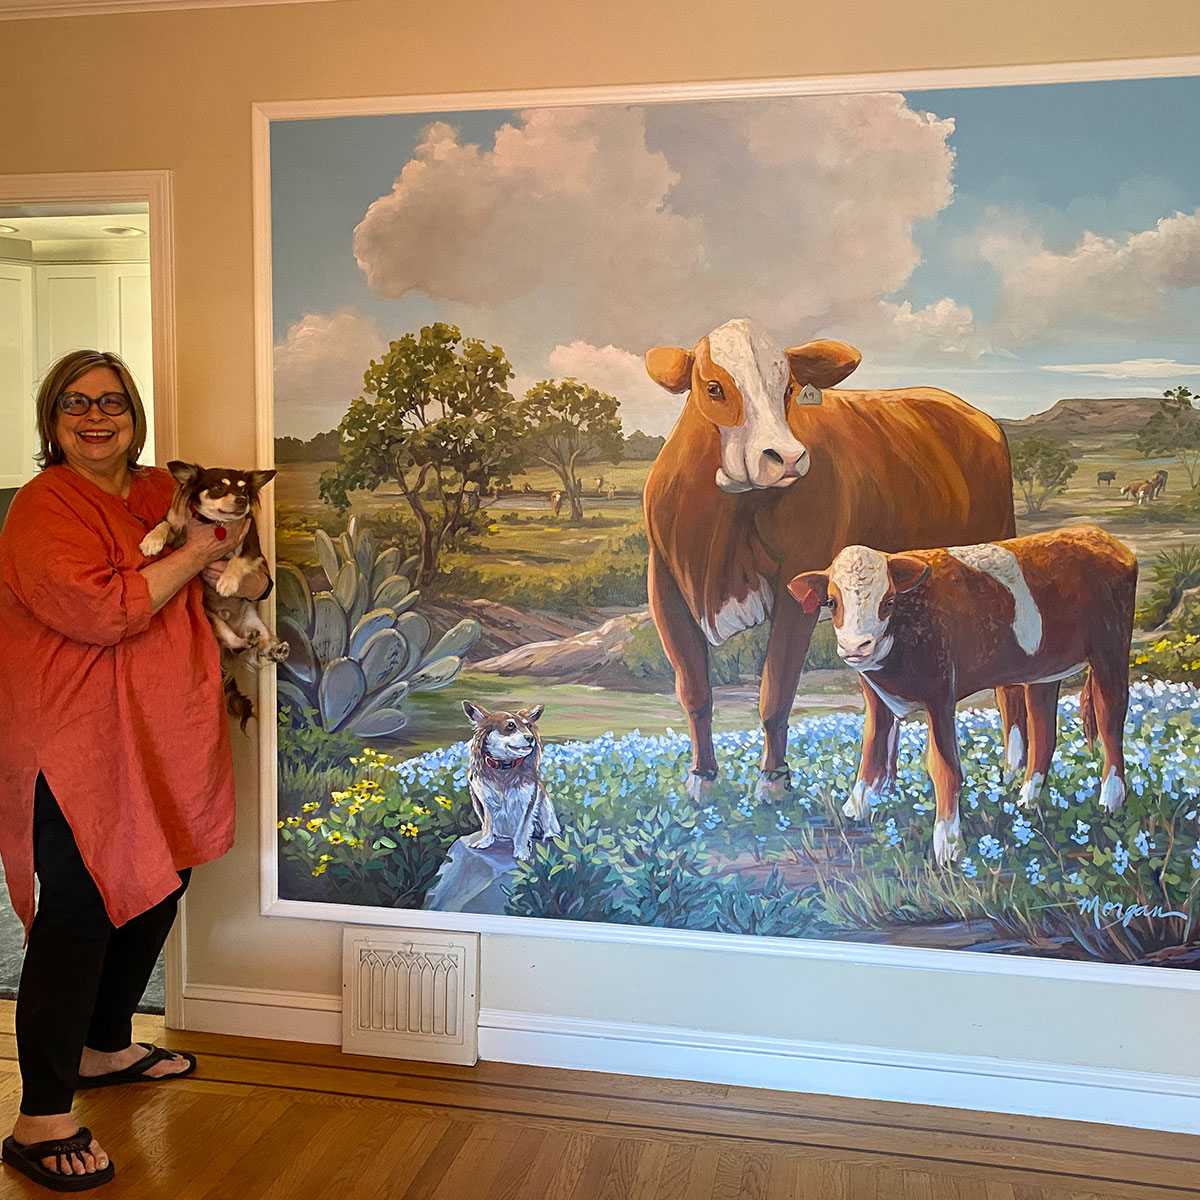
0, 224, 17, 235
101, 225, 145, 237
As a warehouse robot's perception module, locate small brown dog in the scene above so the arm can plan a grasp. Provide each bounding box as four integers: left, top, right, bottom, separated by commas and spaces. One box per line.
462, 701, 561, 860
139, 460, 287, 725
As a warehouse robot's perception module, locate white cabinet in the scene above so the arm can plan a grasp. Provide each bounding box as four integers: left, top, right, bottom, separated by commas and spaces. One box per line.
0, 261, 154, 488
0, 263, 36, 488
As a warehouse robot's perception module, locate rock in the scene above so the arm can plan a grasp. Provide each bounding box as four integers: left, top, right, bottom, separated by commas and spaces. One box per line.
423, 837, 520, 914
473, 611, 656, 683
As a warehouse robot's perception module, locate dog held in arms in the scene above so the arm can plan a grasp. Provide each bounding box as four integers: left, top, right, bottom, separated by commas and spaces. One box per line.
139, 460, 288, 726
462, 701, 561, 860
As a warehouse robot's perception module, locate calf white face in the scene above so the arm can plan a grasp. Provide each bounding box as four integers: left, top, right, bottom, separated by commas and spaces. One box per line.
645, 319, 861, 494
788, 545, 929, 673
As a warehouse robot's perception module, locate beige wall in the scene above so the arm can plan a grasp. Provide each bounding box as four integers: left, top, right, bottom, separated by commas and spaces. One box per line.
5, 0, 1200, 1084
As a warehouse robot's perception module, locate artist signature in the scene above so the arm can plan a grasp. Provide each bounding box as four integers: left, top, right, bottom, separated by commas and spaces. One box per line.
1076, 895, 1187, 929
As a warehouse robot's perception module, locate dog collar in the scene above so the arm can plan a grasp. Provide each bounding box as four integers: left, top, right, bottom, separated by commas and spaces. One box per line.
485, 752, 529, 771
190, 503, 227, 540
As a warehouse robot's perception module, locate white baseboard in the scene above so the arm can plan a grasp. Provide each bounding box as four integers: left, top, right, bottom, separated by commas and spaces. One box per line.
176, 986, 1200, 1134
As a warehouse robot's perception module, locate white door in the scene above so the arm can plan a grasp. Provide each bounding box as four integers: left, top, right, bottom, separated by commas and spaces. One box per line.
0, 262, 35, 488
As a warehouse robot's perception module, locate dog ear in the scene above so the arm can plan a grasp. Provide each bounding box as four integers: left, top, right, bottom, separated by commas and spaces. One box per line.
518, 704, 544, 724
462, 701, 489, 726
249, 469, 276, 491
168, 461, 201, 486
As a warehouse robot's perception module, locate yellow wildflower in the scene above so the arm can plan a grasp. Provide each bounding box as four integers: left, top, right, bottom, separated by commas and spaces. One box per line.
435, 796, 451, 809
348, 805, 361, 816
312, 864, 326, 876
375, 753, 394, 764
276, 821, 285, 829
286, 817, 301, 827
359, 780, 380, 790
327, 832, 345, 844
349, 757, 360, 766
331, 791, 350, 804
301, 802, 320, 813
306, 818, 324, 831
412, 806, 429, 816
402, 823, 419, 838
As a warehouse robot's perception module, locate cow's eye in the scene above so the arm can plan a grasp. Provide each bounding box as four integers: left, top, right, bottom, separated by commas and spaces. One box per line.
825, 597, 837, 613
706, 381, 724, 400
883, 597, 894, 612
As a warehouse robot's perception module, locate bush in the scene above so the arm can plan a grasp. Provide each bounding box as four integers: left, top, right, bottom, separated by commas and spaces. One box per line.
1137, 544, 1200, 630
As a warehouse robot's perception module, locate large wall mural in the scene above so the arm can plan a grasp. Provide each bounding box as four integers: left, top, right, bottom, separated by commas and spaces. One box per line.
267, 74, 1200, 967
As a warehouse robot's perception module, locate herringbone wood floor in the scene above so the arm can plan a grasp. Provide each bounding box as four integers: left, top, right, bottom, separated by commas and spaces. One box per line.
0, 1001, 1196, 1198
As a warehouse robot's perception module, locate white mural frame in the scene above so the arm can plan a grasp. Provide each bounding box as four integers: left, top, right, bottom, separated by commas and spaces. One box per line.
252, 54, 1200, 993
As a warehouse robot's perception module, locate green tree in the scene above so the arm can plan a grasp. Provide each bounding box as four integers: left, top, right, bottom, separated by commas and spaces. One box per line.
1010, 434, 1077, 515
1136, 386, 1200, 489
319, 323, 526, 587
517, 378, 624, 522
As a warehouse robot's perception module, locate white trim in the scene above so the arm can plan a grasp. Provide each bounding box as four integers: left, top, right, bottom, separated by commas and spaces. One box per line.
180, 982, 342, 1044
479, 1008, 1200, 1136
254, 63, 1200, 992
169, 984, 1200, 1134
0, 0, 334, 20
254, 56, 1200, 125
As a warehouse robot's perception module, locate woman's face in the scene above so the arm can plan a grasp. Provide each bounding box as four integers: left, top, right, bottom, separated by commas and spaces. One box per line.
53, 365, 136, 480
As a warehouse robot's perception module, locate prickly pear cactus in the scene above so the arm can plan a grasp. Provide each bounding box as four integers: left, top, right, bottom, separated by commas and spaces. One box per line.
275, 516, 480, 737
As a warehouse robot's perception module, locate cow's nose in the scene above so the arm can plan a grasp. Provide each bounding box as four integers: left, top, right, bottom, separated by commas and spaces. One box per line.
762, 447, 808, 477
841, 636, 874, 658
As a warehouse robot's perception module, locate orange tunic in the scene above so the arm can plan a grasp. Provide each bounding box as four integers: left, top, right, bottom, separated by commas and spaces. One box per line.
0, 465, 236, 931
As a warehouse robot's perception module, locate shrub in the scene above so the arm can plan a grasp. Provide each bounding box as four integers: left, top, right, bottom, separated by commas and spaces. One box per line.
1136, 544, 1200, 630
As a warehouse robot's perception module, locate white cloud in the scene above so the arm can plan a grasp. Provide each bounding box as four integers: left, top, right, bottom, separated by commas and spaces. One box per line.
1042, 358, 1200, 379
983, 208, 1200, 344
546, 341, 683, 437
352, 96, 960, 354
858, 297, 986, 359
273, 308, 387, 440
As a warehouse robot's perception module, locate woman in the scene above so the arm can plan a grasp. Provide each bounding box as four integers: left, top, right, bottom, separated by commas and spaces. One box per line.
0, 350, 268, 1191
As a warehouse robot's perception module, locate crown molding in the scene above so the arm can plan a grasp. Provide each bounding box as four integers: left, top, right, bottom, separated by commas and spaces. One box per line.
0, 0, 335, 20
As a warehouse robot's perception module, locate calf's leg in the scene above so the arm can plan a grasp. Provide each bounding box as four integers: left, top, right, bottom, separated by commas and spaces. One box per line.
1088, 666, 1129, 812
846, 679, 898, 819
1018, 681, 1060, 807
995, 685, 1028, 778
925, 701, 964, 865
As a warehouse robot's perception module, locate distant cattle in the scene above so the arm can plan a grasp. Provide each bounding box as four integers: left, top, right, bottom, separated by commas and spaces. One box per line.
550, 490, 563, 518
594, 476, 605, 494
606, 483, 617, 500
788, 527, 1137, 864
1121, 479, 1155, 504
643, 317, 1021, 801
1152, 468, 1168, 498
1097, 470, 1116, 486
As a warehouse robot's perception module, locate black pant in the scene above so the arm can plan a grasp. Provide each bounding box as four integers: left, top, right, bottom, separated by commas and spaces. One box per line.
15, 774, 189, 1116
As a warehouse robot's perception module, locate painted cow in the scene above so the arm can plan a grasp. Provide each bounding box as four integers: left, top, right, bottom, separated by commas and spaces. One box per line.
643, 317, 1020, 800
1121, 479, 1155, 504
788, 527, 1137, 864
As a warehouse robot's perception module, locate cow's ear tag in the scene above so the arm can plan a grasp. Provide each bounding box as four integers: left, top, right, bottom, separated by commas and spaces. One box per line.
798, 384, 822, 405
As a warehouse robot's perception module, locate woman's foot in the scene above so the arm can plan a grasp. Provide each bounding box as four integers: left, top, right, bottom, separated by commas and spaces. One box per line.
10, 1113, 107, 1178
78, 1043, 191, 1081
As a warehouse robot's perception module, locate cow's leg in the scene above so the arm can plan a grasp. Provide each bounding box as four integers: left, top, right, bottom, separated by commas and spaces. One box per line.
755, 592, 818, 800
995, 685, 1028, 779
648, 548, 716, 797
1090, 664, 1129, 813
844, 678, 898, 819
1018, 681, 1060, 808
926, 700, 964, 865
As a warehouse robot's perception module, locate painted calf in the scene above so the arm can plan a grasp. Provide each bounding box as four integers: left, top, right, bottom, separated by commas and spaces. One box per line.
788, 527, 1137, 865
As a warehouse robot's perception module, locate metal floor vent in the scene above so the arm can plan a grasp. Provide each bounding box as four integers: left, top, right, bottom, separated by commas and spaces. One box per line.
342, 927, 480, 1065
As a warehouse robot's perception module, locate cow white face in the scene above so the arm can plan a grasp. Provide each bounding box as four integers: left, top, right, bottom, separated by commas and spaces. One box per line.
645, 318, 861, 493
788, 546, 929, 673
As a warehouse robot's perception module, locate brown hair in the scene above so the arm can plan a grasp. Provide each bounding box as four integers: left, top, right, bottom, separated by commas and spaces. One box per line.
35, 349, 148, 470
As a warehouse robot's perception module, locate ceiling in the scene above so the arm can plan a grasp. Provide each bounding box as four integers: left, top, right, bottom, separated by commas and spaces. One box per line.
0, 0, 334, 19
0, 211, 148, 243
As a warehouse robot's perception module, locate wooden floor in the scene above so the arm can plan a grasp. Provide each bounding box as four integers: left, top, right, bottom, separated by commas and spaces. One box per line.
0, 1002, 1197, 1198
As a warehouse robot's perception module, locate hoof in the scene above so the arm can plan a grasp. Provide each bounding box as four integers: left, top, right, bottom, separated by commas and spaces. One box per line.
1017, 772, 1044, 809
842, 779, 876, 821
1004, 725, 1026, 781
754, 768, 792, 802
686, 770, 716, 801
933, 815, 962, 865
1099, 767, 1126, 813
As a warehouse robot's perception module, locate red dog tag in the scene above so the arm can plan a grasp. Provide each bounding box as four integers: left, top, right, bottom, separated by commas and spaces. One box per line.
214, 526, 227, 541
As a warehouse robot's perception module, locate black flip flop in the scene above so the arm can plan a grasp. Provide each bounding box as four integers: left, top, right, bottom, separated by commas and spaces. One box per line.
2, 1126, 114, 1191
75, 1043, 196, 1090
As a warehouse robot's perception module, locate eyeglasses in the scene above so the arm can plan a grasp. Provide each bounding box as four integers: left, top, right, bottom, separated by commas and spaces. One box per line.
57, 392, 133, 417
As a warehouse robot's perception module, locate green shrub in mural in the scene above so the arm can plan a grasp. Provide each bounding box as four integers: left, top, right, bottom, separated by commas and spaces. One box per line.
275, 516, 481, 738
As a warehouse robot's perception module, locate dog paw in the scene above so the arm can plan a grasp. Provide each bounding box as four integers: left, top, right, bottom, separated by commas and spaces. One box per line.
265, 640, 290, 662
215, 571, 239, 598
139, 531, 167, 557
244, 629, 262, 648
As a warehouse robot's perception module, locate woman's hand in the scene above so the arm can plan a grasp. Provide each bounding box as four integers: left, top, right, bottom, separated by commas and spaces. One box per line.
185, 516, 250, 568
199, 558, 269, 599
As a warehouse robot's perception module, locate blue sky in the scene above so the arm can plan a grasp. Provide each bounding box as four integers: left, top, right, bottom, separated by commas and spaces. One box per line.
270, 75, 1200, 439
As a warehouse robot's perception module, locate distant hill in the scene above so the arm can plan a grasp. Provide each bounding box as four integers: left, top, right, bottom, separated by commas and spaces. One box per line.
998, 397, 1160, 440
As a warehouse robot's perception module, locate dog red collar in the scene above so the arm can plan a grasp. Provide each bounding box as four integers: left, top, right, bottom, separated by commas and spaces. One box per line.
190, 503, 227, 540
485, 752, 529, 771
